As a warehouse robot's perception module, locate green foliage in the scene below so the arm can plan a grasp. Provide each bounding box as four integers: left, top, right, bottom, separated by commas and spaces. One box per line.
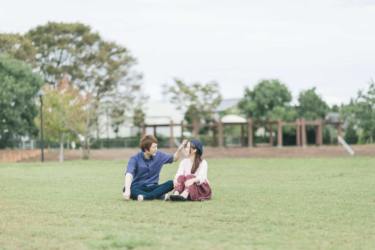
0, 22, 145, 152
132, 106, 145, 128
35, 84, 89, 144
341, 81, 375, 143
26, 22, 101, 86
163, 78, 222, 125
344, 122, 359, 144
0, 55, 43, 148
0, 33, 36, 65
239, 79, 293, 121
25, 22, 142, 101
297, 87, 329, 119
23, 22, 144, 155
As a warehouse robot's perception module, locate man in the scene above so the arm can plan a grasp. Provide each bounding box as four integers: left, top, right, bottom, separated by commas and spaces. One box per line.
122, 135, 186, 201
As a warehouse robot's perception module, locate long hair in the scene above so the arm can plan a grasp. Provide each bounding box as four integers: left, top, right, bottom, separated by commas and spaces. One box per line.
190, 144, 202, 174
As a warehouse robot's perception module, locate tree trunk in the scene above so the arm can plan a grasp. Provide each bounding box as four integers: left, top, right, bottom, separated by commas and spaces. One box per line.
192, 117, 200, 138
82, 136, 90, 160
59, 134, 64, 163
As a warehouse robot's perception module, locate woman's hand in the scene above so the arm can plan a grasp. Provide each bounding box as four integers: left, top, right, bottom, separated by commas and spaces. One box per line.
184, 178, 196, 187
173, 179, 178, 188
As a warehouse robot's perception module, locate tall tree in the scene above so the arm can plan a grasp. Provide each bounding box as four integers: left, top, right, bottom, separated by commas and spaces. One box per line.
26, 22, 101, 86
163, 78, 222, 136
0, 33, 36, 65
350, 80, 375, 143
0, 55, 43, 148
35, 78, 89, 162
26, 22, 143, 157
238, 79, 293, 121
297, 87, 329, 120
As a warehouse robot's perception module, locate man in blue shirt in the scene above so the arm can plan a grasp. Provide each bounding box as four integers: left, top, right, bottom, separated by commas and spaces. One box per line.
122, 135, 186, 201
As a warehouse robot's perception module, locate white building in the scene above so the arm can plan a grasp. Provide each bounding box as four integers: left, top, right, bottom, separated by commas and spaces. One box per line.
96, 100, 184, 139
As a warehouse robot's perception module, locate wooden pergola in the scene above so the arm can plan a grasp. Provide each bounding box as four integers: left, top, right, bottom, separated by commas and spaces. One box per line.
141, 118, 341, 148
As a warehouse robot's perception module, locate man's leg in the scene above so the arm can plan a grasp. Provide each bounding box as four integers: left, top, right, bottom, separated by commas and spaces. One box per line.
139, 180, 174, 200
130, 186, 150, 200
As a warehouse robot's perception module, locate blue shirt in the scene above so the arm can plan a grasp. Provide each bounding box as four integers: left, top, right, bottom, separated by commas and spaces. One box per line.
125, 151, 174, 187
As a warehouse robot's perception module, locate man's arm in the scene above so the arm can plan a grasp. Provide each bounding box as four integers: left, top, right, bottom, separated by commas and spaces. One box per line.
123, 157, 137, 200
123, 173, 133, 200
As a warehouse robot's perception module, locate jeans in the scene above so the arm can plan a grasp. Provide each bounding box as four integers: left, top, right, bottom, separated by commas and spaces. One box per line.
130, 180, 174, 200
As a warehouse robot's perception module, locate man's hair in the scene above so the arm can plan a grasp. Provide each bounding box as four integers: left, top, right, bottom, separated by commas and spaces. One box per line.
140, 135, 158, 152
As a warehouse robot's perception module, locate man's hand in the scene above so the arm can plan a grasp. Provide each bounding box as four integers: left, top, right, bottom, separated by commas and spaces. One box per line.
123, 188, 131, 200
184, 178, 196, 187
174, 139, 188, 162
178, 139, 188, 151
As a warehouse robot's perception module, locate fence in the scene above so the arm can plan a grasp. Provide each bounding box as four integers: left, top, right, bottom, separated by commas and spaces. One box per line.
0, 149, 41, 162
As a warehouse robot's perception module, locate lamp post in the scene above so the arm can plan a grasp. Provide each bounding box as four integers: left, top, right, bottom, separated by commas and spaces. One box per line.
37, 90, 44, 162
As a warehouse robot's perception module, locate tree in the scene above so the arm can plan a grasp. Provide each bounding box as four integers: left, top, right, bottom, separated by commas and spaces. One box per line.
346, 81, 375, 143
344, 122, 358, 144
0, 55, 43, 148
0, 33, 36, 65
132, 106, 145, 129
297, 87, 329, 120
35, 78, 89, 162
26, 22, 101, 86
163, 78, 222, 136
238, 79, 293, 121
26, 22, 144, 158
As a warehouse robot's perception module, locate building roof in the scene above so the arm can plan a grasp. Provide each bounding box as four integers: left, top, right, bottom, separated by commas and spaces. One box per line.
221, 114, 247, 123
144, 101, 183, 125
215, 98, 241, 112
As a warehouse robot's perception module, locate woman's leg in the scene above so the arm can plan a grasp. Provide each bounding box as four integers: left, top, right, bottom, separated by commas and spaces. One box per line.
174, 175, 187, 194
179, 175, 195, 199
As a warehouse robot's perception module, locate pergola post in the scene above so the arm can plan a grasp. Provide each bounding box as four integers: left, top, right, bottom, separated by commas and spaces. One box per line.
169, 120, 174, 148
141, 123, 146, 137
301, 118, 307, 147
296, 119, 301, 146
277, 120, 283, 148
218, 120, 224, 147
240, 124, 244, 147
269, 122, 274, 146
247, 118, 253, 147
180, 121, 184, 140
193, 119, 199, 138
316, 119, 323, 146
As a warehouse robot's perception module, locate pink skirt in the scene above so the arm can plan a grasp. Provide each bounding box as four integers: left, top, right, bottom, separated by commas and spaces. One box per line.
175, 175, 212, 201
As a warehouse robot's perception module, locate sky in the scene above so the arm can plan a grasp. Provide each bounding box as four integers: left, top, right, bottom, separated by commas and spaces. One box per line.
1, 0, 374, 105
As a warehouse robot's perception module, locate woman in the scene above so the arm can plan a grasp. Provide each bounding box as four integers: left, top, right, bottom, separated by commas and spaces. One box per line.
169, 139, 212, 201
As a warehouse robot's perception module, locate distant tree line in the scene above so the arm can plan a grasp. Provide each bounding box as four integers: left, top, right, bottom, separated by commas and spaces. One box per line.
0, 22, 145, 159
1, 21, 374, 156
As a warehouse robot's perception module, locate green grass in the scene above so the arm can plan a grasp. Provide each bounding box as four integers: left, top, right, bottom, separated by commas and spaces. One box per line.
1, 157, 375, 250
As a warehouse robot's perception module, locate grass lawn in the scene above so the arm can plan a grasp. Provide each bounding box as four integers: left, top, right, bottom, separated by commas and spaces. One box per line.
0, 157, 375, 250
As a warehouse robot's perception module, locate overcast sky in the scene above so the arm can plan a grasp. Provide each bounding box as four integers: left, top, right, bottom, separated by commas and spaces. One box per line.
1, 0, 374, 105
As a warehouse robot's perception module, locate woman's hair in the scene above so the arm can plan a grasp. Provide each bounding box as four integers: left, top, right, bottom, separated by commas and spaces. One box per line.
140, 135, 158, 152
190, 143, 202, 174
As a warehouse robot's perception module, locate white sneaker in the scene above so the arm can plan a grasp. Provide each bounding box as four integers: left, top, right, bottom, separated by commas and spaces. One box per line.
137, 195, 144, 201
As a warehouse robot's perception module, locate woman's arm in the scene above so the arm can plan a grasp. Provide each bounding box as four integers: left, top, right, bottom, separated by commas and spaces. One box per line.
195, 160, 208, 184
